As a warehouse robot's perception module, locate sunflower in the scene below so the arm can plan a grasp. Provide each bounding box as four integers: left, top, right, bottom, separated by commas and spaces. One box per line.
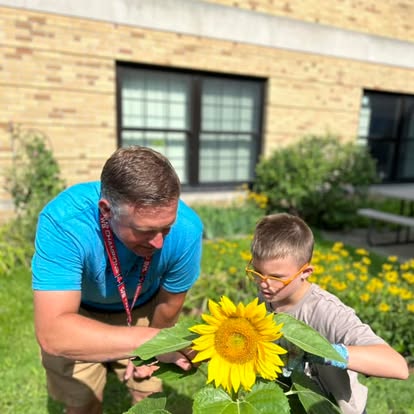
190, 296, 287, 394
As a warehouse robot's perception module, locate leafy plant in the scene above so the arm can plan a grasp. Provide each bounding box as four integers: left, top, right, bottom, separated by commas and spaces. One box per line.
191, 189, 266, 239
4, 125, 66, 241
186, 235, 414, 360
252, 135, 379, 230
0, 223, 33, 274
129, 306, 345, 414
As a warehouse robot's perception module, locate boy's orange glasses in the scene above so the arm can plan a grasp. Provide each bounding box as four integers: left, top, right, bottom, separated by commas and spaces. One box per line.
245, 260, 309, 286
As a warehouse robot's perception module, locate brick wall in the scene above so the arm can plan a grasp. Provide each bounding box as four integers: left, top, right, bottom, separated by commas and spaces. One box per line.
209, 0, 414, 42
1, 3, 414, 221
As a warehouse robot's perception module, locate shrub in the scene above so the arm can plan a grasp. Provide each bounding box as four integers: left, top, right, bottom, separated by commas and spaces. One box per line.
252, 135, 379, 230
191, 189, 267, 239
4, 125, 66, 241
0, 223, 33, 275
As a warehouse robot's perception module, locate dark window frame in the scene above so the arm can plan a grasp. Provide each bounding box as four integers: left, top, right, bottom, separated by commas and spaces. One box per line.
359, 90, 414, 183
116, 62, 266, 191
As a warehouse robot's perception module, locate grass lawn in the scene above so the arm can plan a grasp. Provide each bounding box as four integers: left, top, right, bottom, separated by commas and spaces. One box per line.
1, 266, 413, 414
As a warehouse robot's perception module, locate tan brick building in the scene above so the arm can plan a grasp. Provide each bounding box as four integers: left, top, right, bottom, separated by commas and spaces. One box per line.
1, 0, 413, 219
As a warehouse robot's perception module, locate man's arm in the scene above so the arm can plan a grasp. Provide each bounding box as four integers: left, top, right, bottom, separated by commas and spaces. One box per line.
34, 290, 159, 362
150, 287, 187, 328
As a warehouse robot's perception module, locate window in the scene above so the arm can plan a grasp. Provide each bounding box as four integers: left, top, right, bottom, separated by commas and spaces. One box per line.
358, 91, 414, 182
117, 64, 265, 188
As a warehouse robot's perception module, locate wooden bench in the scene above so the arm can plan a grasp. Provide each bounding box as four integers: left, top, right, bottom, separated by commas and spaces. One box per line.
357, 208, 414, 246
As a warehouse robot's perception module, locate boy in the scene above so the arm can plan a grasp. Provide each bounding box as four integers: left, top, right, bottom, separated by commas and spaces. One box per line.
246, 213, 408, 414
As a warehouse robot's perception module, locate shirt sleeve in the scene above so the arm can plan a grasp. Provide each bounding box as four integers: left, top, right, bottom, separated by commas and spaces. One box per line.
32, 213, 84, 291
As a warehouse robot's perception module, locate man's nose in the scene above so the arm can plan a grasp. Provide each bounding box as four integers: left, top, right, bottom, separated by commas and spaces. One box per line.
149, 232, 164, 249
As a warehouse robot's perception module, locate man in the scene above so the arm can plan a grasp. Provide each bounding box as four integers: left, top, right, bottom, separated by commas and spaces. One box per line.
32, 146, 203, 414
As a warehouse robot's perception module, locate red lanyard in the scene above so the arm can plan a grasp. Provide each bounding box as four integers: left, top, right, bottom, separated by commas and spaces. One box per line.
99, 213, 151, 326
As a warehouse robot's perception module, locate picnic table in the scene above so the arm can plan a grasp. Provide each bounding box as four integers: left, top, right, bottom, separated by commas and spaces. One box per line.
357, 184, 414, 246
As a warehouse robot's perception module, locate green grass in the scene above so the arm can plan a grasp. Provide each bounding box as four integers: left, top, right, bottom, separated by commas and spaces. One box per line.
1, 261, 413, 414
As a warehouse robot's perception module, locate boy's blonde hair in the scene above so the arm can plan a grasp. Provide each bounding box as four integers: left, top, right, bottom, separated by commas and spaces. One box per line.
251, 213, 314, 266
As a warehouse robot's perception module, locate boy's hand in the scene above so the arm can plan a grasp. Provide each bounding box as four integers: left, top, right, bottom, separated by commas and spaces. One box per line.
305, 343, 349, 369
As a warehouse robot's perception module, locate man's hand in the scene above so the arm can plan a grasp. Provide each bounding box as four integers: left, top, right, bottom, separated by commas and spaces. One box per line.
124, 358, 160, 381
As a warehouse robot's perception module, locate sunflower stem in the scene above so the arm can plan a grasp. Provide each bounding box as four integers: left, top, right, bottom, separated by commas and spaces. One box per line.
230, 388, 240, 401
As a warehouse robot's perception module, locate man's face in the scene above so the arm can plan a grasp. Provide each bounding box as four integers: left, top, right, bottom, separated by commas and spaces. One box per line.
100, 199, 178, 256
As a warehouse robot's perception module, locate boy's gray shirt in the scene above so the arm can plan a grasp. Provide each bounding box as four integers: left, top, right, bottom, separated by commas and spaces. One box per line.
264, 283, 385, 414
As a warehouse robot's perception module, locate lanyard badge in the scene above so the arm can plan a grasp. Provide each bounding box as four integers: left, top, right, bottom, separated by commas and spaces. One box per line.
99, 213, 151, 326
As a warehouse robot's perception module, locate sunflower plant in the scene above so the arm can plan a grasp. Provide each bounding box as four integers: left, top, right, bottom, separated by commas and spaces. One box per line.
128, 296, 345, 414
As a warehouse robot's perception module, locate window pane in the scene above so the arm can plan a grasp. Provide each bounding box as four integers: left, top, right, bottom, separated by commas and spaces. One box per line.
121, 69, 190, 130
201, 78, 261, 133
363, 94, 400, 139
199, 78, 261, 183
397, 140, 414, 179
199, 133, 254, 182
121, 130, 188, 183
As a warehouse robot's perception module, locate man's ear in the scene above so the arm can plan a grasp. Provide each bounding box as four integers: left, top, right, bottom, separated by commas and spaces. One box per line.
98, 199, 112, 220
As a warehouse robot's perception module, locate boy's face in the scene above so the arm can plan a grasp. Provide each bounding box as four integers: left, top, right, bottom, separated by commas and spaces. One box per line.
248, 256, 312, 303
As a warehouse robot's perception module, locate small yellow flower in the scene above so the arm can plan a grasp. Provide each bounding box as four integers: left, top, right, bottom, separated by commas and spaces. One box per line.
387, 256, 398, 262
378, 303, 390, 312
346, 272, 356, 281
240, 251, 251, 261
406, 303, 414, 313
190, 296, 287, 393
360, 293, 370, 302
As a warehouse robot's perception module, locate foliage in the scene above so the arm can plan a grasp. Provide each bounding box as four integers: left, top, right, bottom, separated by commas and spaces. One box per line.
183, 236, 256, 315
252, 135, 379, 230
4, 125, 66, 241
186, 235, 414, 360
0, 223, 33, 274
130, 313, 345, 413
0, 250, 413, 414
191, 188, 267, 239
310, 243, 414, 360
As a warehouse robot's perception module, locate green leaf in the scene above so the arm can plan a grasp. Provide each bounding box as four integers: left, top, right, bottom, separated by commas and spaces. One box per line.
275, 313, 346, 362
192, 386, 233, 414
123, 393, 170, 413
245, 381, 290, 413
152, 362, 201, 382
292, 374, 342, 414
132, 318, 199, 360
193, 382, 290, 414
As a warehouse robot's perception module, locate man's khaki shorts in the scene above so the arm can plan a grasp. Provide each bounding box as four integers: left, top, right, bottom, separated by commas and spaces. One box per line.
41, 299, 162, 407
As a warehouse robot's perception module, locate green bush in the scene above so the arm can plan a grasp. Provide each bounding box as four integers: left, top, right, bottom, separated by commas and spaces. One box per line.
0, 223, 33, 275
4, 125, 66, 241
191, 191, 266, 239
252, 135, 379, 230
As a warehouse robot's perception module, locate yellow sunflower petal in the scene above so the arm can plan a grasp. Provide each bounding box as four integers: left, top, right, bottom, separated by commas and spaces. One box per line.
219, 295, 237, 316
192, 348, 214, 363
189, 295, 287, 393
239, 360, 256, 391
189, 323, 217, 335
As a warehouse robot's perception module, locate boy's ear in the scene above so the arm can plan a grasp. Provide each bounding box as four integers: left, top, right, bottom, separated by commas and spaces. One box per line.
301, 265, 314, 280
